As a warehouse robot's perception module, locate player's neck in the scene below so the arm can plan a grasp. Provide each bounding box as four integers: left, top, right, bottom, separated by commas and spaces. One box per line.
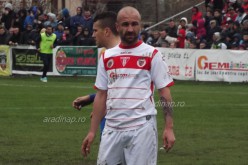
106, 36, 121, 49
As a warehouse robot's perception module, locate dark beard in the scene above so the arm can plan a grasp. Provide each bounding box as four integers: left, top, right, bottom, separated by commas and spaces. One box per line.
121, 32, 138, 45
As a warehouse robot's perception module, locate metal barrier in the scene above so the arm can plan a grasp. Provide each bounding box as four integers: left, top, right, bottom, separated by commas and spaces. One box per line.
145, 1, 205, 31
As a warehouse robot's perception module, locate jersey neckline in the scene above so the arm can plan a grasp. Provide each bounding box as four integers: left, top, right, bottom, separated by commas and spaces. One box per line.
119, 40, 143, 49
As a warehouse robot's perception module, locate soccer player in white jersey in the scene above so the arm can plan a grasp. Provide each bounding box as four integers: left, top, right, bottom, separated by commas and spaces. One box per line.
72, 11, 120, 136
82, 6, 175, 165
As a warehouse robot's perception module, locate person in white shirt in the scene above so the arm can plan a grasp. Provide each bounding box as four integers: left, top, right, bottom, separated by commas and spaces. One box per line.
82, 6, 175, 165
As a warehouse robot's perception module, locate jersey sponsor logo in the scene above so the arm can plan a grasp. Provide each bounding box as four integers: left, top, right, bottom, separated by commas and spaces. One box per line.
107, 59, 114, 68
120, 57, 130, 67
137, 58, 146, 68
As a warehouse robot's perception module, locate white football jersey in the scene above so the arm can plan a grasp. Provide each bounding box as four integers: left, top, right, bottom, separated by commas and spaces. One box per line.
95, 40, 174, 130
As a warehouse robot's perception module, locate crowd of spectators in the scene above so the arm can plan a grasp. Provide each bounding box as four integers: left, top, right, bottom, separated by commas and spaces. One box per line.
0, 0, 248, 50
0, 3, 95, 46
142, 0, 248, 50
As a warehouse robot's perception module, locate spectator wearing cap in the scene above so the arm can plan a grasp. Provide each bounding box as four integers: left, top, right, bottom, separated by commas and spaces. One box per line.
57, 26, 73, 46
211, 32, 227, 49
166, 19, 178, 38
70, 7, 84, 35
206, 19, 222, 44
235, 7, 248, 24
0, 25, 11, 45
191, 6, 203, 23
44, 13, 57, 29
1, 2, 15, 30
177, 17, 187, 48
54, 21, 64, 41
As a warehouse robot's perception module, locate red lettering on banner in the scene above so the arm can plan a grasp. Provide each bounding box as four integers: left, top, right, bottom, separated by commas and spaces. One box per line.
169, 65, 180, 76
56, 57, 75, 65
185, 65, 193, 77
77, 57, 96, 66
84, 49, 94, 55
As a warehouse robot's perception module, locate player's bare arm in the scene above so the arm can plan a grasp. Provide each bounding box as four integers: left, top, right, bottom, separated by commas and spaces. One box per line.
81, 89, 107, 157
158, 87, 175, 152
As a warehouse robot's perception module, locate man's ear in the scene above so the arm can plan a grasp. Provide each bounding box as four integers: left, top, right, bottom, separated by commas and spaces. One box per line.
104, 27, 111, 37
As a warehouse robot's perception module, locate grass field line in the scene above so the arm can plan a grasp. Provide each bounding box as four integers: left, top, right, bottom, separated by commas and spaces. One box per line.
0, 106, 92, 110
0, 83, 92, 89
185, 103, 248, 107
1, 83, 248, 95
1, 103, 247, 110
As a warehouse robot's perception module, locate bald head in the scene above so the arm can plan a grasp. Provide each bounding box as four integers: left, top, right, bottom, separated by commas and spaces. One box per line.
117, 6, 141, 23
116, 6, 141, 46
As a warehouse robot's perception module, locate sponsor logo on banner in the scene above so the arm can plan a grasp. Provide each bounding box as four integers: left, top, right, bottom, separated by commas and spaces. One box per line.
54, 46, 98, 76
198, 55, 248, 71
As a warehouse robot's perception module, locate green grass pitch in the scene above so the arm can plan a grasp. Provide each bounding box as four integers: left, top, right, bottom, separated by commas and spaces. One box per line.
0, 75, 248, 165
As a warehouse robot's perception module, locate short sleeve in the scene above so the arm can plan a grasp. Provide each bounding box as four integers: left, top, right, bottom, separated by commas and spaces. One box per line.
95, 56, 108, 90
151, 50, 174, 89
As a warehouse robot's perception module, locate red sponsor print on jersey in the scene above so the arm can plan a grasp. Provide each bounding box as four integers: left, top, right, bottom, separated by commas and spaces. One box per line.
107, 59, 114, 68
120, 57, 130, 67
137, 58, 146, 68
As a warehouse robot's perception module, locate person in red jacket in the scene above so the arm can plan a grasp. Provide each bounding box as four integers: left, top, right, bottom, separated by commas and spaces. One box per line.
177, 18, 187, 48
191, 6, 203, 23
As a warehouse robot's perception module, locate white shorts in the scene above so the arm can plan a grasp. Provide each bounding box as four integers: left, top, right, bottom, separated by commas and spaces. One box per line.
97, 115, 158, 165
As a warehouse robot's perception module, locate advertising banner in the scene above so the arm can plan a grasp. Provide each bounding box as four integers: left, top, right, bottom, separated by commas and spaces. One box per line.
0, 45, 11, 76
157, 48, 195, 80
11, 46, 52, 75
195, 50, 248, 82
53, 46, 98, 76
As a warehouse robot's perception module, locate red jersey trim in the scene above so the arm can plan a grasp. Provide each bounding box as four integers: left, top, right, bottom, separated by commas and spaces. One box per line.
107, 108, 145, 111
167, 81, 175, 87
119, 40, 143, 49
104, 55, 151, 71
108, 87, 147, 90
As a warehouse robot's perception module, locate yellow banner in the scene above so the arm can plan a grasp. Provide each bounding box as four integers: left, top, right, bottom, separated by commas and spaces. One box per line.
0, 45, 11, 76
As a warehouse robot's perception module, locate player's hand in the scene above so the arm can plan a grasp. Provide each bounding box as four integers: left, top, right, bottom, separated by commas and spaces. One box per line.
81, 132, 95, 157
72, 95, 91, 110
163, 128, 175, 152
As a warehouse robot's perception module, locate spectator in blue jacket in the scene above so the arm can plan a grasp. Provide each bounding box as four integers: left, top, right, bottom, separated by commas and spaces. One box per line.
23, 9, 35, 29
70, 7, 83, 35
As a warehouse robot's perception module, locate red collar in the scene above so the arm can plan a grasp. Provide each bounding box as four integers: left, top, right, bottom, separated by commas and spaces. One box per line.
119, 40, 143, 49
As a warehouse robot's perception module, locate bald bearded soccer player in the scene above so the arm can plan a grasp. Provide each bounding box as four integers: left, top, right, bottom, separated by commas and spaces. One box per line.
82, 6, 175, 165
